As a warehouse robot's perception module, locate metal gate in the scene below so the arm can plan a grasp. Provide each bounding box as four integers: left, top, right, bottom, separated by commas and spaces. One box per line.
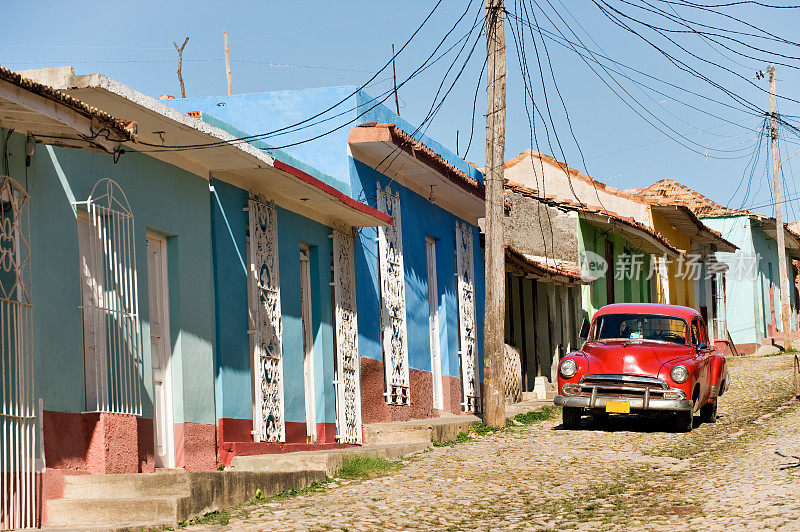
247, 193, 284, 443
0, 175, 35, 529
77, 178, 143, 415
455, 221, 480, 413
332, 229, 362, 444
377, 184, 410, 406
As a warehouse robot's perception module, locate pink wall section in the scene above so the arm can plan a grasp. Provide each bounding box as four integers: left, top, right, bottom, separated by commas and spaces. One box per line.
42, 411, 217, 474
360, 357, 469, 424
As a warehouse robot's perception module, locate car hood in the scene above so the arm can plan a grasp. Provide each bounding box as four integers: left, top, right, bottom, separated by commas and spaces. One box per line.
580, 340, 694, 377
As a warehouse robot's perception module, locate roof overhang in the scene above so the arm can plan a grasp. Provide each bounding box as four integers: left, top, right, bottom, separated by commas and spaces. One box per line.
580, 211, 679, 257
751, 217, 800, 258
0, 66, 134, 153
505, 246, 587, 285
651, 204, 737, 253
348, 123, 484, 224
19, 67, 390, 229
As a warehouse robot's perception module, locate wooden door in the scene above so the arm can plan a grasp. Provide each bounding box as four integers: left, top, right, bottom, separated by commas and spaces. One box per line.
146, 233, 174, 468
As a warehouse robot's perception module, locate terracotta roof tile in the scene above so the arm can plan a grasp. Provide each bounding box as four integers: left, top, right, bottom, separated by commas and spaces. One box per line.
355, 122, 483, 199
505, 245, 587, 284
505, 149, 649, 205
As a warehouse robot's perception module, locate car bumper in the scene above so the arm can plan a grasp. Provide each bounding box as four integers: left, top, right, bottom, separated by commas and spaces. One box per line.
554, 394, 693, 412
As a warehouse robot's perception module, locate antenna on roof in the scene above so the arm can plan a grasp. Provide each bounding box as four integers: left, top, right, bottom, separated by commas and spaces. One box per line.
224, 31, 233, 96
173, 37, 189, 98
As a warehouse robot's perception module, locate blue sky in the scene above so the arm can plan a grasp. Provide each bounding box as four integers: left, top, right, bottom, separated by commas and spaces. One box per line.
4, 1, 800, 221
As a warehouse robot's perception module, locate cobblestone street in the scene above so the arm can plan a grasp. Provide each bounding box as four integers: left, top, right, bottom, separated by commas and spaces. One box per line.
192, 353, 800, 531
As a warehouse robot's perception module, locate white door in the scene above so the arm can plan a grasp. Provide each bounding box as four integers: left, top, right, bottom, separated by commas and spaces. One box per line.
77, 211, 108, 410
426, 237, 444, 410
300, 245, 317, 443
146, 233, 175, 468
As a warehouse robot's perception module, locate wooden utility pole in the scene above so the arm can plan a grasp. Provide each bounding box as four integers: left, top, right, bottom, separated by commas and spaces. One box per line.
224, 31, 233, 95
483, 0, 506, 427
392, 44, 400, 116
173, 37, 189, 98
769, 65, 792, 348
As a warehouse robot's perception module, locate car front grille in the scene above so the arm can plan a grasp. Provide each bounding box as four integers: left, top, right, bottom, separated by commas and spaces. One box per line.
564, 374, 684, 401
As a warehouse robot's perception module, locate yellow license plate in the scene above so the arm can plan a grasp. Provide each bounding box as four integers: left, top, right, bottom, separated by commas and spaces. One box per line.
606, 400, 631, 413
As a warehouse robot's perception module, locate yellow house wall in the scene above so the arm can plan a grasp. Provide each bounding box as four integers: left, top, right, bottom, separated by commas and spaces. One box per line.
650, 210, 696, 309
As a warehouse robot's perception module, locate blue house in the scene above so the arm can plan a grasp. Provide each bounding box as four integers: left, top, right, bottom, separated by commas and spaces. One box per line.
166, 87, 486, 428
19, 66, 398, 503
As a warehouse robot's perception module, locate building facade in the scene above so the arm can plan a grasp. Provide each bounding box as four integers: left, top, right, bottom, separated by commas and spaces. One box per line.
163, 88, 487, 426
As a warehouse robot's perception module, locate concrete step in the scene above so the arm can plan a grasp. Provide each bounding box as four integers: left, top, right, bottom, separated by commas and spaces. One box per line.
363, 415, 479, 445
46, 496, 182, 527
62, 470, 190, 500
44, 469, 327, 529
230, 441, 431, 476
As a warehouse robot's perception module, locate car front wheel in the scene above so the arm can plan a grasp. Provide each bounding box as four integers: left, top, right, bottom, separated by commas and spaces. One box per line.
562, 406, 582, 429
674, 409, 693, 432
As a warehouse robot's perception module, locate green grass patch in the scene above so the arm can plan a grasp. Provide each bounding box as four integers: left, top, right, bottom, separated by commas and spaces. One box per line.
506, 405, 559, 427
433, 406, 557, 447
336, 455, 401, 480
178, 509, 230, 528
269, 478, 331, 501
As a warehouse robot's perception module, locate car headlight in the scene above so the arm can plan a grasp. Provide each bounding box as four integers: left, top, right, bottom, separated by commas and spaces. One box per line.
559, 358, 578, 379
671, 365, 689, 384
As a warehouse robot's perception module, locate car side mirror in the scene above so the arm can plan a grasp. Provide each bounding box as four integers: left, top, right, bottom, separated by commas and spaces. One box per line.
579, 317, 590, 340
696, 342, 708, 351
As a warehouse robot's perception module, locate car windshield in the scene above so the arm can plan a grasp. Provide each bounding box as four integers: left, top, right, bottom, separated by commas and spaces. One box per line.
590, 313, 688, 345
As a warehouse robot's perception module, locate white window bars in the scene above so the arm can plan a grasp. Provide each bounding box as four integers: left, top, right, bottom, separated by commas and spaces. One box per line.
455, 221, 480, 413
76, 178, 143, 416
247, 194, 285, 443
0, 175, 36, 529
332, 229, 362, 444
376, 185, 410, 406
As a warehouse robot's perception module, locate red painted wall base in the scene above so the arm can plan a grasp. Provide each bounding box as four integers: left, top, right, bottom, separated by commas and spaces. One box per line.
215, 419, 350, 466
360, 357, 472, 426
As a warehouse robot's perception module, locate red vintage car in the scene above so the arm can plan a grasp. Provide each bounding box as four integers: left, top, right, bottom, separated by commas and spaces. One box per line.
554, 303, 728, 432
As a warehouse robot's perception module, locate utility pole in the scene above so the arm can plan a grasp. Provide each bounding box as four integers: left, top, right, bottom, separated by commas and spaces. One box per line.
769, 65, 792, 349
173, 37, 189, 98
224, 31, 233, 96
392, 44, 400, 116
483, 0, 506, 427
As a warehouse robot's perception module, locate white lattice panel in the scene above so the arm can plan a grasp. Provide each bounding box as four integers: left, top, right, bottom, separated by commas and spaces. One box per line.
78, 178, 143, 415
332, 229, 362, 444
248, 194, 285, 443
456, 221, 480, 412
377, 184, 410, 406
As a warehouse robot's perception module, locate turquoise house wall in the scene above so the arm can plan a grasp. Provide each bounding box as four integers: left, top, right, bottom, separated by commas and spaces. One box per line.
209, 178, 335, 426
751, 222, 797, 335
704, 215, 798, 345
703, 216, 761, 345
1, 129, 217, 426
